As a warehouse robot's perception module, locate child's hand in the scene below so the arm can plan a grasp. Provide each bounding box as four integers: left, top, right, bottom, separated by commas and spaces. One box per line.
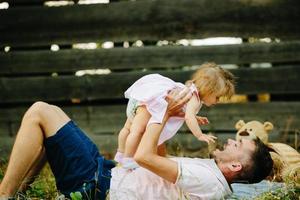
196, 116, 209, 125
197, 134, 217, 144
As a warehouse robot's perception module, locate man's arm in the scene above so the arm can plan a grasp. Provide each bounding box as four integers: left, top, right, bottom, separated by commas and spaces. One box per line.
134, 87, 192, 183
134, 117, 178, 183
157, 143, 167, 157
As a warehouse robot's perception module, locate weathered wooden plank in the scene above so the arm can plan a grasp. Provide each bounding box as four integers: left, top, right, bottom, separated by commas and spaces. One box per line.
1, 0, 115, 6
1, 0, 300, 46
0, 66, 299, 104
1, 41, 300, 75
1, 0, 71, 6
1, 131, 297, 158
1, 102, 299, 138
0, 134, 223, 158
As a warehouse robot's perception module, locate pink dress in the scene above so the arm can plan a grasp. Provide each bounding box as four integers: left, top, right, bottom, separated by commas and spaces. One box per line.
124, 74, 200, 145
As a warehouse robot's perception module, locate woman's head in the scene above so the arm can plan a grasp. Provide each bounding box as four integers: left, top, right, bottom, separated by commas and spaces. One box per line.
190, 62, 235, 106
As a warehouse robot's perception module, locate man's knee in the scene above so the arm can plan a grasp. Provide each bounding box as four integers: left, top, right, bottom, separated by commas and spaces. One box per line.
26, 102, 70, 137
31, 101, 52, 113
31, 101, 50, 108
24, 101, 52, 121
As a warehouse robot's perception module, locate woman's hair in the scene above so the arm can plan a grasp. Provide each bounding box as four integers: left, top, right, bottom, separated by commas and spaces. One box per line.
189, 62, 235, 99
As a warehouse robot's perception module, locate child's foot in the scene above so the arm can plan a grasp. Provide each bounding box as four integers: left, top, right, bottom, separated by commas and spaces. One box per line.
121, 157, 139, 169
114, 151, 124, 163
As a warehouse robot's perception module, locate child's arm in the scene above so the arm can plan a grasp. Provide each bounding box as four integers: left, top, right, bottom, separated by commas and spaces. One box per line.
196, 116, 209, 125
185, 95, 217, 144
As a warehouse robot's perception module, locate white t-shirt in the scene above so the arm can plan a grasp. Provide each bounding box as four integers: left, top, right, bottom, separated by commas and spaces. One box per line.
109, 157, 232, 200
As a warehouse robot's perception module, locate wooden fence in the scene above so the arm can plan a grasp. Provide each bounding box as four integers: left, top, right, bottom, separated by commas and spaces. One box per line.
0, 0, 300, 157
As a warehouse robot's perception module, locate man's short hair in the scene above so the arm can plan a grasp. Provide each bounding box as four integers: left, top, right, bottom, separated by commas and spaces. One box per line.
236, 138, 273, 183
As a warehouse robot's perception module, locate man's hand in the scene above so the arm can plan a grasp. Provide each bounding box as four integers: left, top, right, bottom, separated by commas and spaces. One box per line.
165, 87, 192, 118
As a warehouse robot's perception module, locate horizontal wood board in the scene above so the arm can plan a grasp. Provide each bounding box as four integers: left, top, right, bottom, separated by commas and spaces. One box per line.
1, 0, 300, 46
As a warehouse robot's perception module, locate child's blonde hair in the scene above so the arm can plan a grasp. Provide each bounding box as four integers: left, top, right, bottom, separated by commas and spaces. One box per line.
188, 62, 235, 99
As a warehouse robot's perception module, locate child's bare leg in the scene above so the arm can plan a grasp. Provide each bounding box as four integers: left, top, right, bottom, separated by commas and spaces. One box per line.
117, 119, 132, 153
114, 119, 132, 162
124, 106, 151, 157
0, 102, 70, 197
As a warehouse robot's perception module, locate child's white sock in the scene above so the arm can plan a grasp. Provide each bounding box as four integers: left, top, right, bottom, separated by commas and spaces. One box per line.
114, 151, 124, 163
122, 157, 140, 169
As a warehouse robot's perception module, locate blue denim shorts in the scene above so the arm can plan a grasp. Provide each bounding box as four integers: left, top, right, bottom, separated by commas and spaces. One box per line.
44, 121, 115, 199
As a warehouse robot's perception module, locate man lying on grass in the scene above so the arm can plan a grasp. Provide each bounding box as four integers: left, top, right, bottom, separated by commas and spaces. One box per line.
0, 88, 273, 200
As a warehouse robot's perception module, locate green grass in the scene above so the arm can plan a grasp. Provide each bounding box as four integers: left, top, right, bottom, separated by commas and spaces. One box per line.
23, 165, 58, 199
254, 182, 300, 200
0, 163, 58, 199
0, 142, 299, 200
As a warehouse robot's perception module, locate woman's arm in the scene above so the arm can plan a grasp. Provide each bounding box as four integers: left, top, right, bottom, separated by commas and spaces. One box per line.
134, 88, 192, 183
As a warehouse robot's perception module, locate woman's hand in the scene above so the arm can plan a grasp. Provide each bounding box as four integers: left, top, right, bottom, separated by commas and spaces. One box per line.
165, 87, 192, 118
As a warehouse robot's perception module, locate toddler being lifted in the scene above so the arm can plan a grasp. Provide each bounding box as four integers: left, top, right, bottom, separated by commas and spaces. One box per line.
115, 62, 235, 169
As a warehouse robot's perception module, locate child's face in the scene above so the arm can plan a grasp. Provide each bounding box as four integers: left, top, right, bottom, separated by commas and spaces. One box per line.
202, 93, 219, 107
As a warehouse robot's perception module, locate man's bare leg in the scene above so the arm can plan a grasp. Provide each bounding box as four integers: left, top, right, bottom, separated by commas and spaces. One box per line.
18, 104, 70, 192
18, 149, 47, 193
0, 101, 70, 197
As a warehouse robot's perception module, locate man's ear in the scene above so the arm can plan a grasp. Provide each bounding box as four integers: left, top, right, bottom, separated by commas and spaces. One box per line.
228, 162, 242, 172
